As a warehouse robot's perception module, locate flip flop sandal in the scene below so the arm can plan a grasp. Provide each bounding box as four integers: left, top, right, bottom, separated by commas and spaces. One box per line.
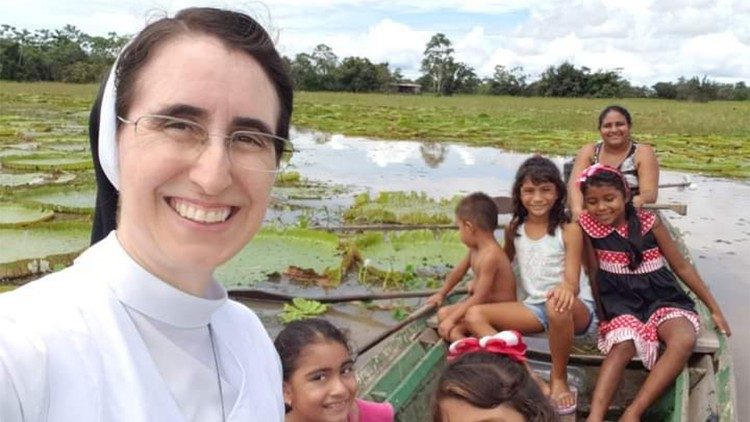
552, 386, 578, 416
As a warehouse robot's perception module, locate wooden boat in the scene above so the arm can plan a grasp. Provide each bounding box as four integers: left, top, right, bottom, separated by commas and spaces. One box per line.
355, 214, 737, 421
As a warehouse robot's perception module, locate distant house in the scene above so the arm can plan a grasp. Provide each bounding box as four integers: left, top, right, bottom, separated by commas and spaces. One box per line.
391, 83, 422, 94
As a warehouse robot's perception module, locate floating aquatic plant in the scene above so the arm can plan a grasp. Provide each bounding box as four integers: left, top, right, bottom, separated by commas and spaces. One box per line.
278, 297, 329, 323
215, 226, 356, 288
0, 203, 54, 227
344, 191, 460, 225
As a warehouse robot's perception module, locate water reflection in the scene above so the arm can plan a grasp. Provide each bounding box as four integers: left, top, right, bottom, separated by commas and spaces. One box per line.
290, 127, 558, 196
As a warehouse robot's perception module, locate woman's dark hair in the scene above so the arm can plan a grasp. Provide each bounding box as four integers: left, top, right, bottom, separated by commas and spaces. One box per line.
432, 352, 557, 422
89, 7, 293, 244
115, 7, 293, 142
580, 170, 644, 270
455, 192, 498, 232
598, 105, 632, 129
507, 155, 567, 259
274, 318, 352, 382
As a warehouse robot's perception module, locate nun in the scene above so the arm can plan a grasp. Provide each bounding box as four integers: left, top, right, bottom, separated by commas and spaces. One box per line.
0, 8, 293, 421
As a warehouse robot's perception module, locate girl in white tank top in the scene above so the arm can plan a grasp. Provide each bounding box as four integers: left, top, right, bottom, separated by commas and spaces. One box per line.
461, 156, 596, 415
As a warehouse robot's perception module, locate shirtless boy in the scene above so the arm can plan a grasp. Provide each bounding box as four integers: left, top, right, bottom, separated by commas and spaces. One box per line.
427, 192, 516, 341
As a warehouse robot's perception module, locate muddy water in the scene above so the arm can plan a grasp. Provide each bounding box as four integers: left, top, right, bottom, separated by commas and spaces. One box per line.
285, 128, 749, 418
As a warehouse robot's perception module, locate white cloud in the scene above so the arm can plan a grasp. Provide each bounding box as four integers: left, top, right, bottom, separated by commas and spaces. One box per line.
1, 0, 748, 85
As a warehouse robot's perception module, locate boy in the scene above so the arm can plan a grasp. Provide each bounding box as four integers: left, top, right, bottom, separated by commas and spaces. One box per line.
427, 192, 516, 341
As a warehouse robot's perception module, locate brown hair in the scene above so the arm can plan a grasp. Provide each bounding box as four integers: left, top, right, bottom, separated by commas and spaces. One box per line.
433, 352, 557, 421
506, 155, 568, 259
455, 192, 498, 232
114, 7, 293, 144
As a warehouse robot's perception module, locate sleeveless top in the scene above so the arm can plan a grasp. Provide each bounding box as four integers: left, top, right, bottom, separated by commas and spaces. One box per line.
514, 224, 593, 304
593, 140, 639, 195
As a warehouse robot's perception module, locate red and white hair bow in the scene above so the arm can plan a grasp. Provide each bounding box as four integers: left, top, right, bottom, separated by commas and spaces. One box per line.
447, 330, 527, 363
577, 163, 630, 197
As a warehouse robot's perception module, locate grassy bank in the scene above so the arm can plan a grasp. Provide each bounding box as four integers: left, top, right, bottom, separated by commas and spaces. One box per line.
295, 92, 749, 178
1, 82, 747, 177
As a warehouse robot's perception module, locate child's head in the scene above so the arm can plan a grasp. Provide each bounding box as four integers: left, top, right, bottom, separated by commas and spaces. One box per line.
578, 164, 644, 270
433, 351, 556, 422
455, 192, 498, 243
274, 318, 357, 422
509, 155, 567, 234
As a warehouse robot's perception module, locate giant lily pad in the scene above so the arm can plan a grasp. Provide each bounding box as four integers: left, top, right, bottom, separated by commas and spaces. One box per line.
0, 221, 90, 279
0, 154, 92, 171
344, 191, 459, 224
353, 230, 467, 288
215, 227, 354, 288
0, 171, 76, 189
18, 186, 95, 214
0, 203, 54, 227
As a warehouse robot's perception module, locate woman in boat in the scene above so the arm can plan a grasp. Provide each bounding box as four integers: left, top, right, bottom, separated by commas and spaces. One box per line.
0, 7, 293, 421
576, 164, 730, 422
567, 105, 659, 221
434, 330, 557, 422
275, 318, 395, 422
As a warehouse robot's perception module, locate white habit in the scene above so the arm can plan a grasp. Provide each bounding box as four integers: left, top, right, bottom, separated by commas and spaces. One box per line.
0, 232, 284, 421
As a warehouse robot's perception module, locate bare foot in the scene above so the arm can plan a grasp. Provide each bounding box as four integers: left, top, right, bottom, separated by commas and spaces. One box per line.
549, 379, 576, 411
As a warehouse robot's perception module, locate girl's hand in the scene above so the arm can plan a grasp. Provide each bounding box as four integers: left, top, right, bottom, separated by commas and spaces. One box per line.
632, 195, 644, 208
712, 312, 732, 336
547, 285, 575, 312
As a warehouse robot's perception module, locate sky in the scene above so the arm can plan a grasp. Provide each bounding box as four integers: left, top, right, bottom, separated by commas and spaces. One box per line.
2, 0, 749, 86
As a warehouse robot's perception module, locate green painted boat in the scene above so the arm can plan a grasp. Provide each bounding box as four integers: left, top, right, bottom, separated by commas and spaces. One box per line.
355, 214, 737, 421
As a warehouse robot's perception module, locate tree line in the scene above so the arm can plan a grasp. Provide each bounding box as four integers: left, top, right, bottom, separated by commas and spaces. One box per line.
1, 25, 747, 101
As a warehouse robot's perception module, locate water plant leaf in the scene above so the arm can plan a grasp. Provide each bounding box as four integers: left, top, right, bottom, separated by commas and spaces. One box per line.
0, 203, 54, 227
279, 297, 329, 323
215, 226, 353, 288
353, 229, 467, 289
0, 221, 90, 279
0, 154, 92, 171
17, 186, 95, 214
344, 191, 460, 224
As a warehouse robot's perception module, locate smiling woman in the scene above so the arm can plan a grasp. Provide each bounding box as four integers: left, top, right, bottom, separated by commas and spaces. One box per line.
567, 105, 660, 221
0, 7, 292, 422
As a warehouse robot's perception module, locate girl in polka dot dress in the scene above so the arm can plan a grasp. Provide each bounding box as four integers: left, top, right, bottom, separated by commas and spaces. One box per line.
577, 163, 731, 422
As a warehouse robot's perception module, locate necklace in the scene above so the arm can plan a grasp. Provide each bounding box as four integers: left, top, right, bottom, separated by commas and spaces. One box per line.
208, 324, 227, 422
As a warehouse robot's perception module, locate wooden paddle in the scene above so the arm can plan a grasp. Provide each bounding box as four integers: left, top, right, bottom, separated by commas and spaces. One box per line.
228, 287, 468, 304
356, 303, 437, 356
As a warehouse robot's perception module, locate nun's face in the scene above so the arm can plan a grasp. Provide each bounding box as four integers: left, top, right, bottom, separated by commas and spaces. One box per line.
116, 34, 279, 285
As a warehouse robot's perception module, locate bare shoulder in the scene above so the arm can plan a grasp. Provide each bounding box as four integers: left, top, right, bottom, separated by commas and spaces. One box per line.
635, 143, 657, 159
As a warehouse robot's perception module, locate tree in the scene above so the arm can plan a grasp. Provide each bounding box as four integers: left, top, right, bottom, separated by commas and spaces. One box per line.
421, 33, 455, 95
311, 44, 338, 90
652, 82, 677, 99
489, 65, 527, 95
537, 62, 589, 97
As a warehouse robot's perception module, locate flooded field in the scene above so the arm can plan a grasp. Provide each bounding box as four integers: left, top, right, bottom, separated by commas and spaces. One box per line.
2, 119, 747, 417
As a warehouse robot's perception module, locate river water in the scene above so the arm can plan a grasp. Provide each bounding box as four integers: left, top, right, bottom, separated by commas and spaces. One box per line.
284, 128, 749, 418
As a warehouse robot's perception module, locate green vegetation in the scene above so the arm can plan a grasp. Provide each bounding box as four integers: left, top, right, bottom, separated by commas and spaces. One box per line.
353, 230, 466, 289
279, 298, 329, 323
345, 192, 460, 224
0, 221, 90, 279
296, 93, 750, 178
215, 227, 355, 288
0, 203, 54, 227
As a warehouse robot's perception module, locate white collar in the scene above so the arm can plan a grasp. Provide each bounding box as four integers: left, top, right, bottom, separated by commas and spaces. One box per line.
77, 231, 227, 328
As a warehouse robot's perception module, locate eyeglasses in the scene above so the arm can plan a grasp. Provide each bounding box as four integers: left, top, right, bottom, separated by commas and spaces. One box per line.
117, 114, 294, 173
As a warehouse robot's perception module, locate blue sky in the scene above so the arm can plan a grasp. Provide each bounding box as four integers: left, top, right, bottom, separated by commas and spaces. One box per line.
2, 0, 749, 86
